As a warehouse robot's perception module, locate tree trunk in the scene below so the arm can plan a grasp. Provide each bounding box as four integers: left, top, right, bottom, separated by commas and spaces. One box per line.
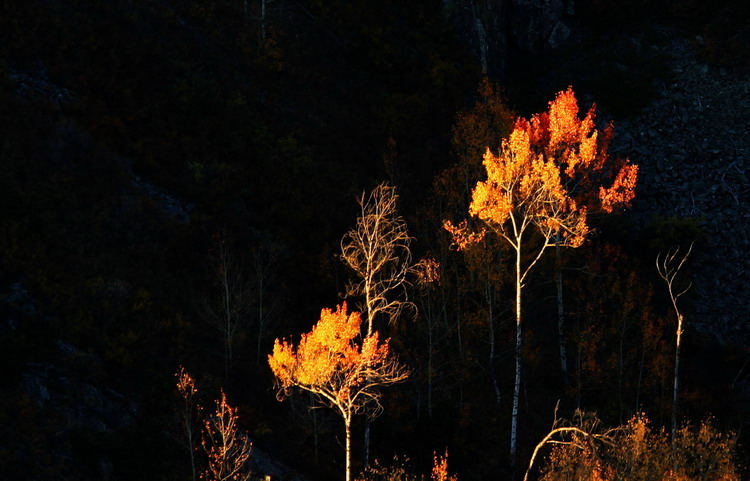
345, 416, 352, 481
487, 274, 501, 407
363, 418, 370, 468
510, 244, 522, 470
672, 314, 683, 443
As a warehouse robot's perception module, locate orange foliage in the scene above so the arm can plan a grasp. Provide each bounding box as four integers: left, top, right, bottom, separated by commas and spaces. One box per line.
431, 449, 458, 481
269, 303, 409, 481
268, 302, 409, 414
468, 128, 589, 249
528, 86, 638, 214
201, 390, 252, 481
176, 366, 198, 398
445, 85, 639, 259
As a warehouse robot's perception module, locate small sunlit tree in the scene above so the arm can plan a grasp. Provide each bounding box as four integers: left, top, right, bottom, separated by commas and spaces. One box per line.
175, 366, 203, 481
200, 390, 252, 481
268, 303, 409, 481
431, 449, 458, 481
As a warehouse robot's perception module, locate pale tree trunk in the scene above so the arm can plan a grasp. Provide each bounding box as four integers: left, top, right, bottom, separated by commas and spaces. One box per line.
363, 282, 373, 467
656, 243, 692, 444
363, 418, 370, 468
345, 415, 352, 481
510, 243, 522, 470
672, 313, 683, 443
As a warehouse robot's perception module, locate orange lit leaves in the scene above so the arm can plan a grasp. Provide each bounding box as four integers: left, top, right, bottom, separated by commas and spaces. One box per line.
431, 449, 458, 481
599, 162, 639, 213
268, 303, 406, 408
467, 122, 589, 248
446, 86, 637, 251
530, 86, 638, 213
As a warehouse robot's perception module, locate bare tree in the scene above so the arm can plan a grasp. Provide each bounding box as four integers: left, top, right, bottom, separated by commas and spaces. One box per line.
656, 242, 693, 443
340, 182, 416, 465
524, 408, 616, 481
200, 234, 253, 380
340, 182, 416, 337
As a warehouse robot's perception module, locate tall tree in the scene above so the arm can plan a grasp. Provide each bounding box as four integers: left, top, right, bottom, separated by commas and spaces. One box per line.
444, 86, 638, 469
524, 87, 639, 386
340, 182, 416, 465
268, 303, 409, 481
199, 234, 253, 380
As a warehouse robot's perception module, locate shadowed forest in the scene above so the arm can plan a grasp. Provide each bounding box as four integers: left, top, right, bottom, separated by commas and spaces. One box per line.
1, 0, 749, 480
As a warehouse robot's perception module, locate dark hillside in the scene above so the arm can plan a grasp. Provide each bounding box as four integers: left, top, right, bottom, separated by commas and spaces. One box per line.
1, 1, 748, 480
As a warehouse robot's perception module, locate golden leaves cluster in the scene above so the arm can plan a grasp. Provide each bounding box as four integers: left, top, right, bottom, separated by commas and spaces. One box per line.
268, 303, 408, 409
431, 449, 458, 481
448, 86, 638, 251
176, 365, 198, 399
468, 117, 589, 248
531, 87, 638, 214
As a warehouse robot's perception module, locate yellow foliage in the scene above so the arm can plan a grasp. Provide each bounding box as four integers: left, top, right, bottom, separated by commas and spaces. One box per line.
431, 449, 458, 481
535, 413, 740, 481
268, 302, 408, 411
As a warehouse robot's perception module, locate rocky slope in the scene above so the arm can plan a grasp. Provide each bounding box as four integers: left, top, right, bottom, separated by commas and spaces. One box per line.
612, 36, 750, 345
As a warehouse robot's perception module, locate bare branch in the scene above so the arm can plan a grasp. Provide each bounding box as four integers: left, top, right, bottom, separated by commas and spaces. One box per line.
341, 183, 416, 335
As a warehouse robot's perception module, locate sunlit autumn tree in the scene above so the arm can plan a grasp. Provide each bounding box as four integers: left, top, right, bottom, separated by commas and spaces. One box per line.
201, 390, 252, 481
444, 86, 638, 468
524, 87, 639, 385
431, 449, 458, 481
268, 303, 409, 481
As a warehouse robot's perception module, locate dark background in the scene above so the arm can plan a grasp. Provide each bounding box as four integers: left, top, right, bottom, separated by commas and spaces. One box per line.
1, 0, 748, 479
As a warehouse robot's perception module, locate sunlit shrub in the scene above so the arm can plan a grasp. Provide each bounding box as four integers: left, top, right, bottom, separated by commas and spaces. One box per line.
533, 413, 739, 481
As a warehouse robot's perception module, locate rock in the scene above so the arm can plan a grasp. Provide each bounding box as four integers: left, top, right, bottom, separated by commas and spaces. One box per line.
547, 19, 571, 49
510, 0, 567, 52
19, 362, 137, 433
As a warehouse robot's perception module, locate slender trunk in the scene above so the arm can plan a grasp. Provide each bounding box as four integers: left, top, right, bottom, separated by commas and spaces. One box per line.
672, 314, 683, 443
487, 274, 501, 407
510, 244, 522, 470
363, 282, 373, 466
455, 271, 463, 361
312, 402, 319, 464
618, 320, 625, 424
363, 419, 370, 467
345, 416, 352, 481
256, 274, 263, 364
428, 305, 434, 418
554, 241, 569, 386
260, 0, 267, 40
